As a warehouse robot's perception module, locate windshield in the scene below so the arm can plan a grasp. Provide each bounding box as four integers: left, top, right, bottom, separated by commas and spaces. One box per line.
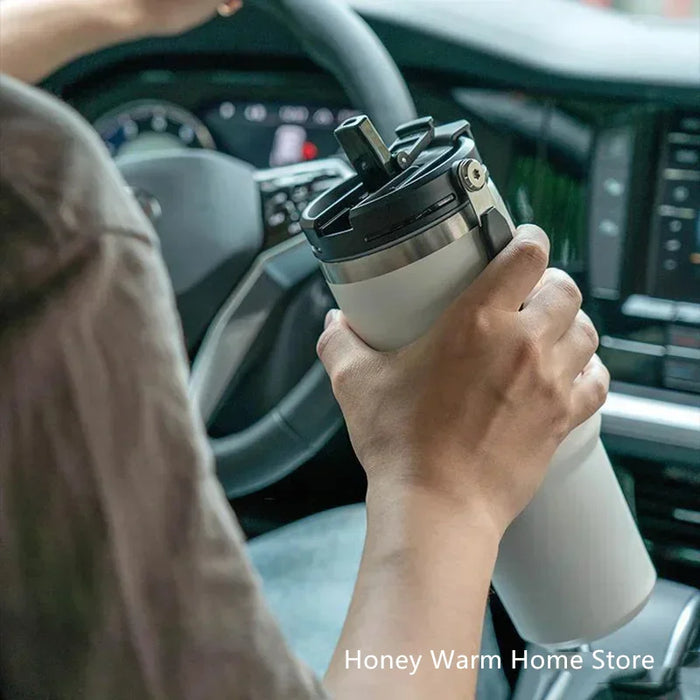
578, 0, 699, 16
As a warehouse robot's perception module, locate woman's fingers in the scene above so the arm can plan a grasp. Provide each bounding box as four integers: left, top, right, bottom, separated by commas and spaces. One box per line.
556, 309, 599, 381
316, 310, 380, 395
522, 268, 582, 343
465, 225, 550, 312
569, 355, 610, 429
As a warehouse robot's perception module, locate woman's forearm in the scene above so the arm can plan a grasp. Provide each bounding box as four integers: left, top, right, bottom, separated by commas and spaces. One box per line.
0, 0, 143, 84
325, 482, 501, 700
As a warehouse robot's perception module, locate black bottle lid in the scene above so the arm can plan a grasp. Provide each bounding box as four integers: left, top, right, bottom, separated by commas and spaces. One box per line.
302, 115, 482, 263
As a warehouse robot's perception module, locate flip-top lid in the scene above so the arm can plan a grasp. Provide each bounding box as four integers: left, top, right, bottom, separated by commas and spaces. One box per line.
302, 115, 482, 262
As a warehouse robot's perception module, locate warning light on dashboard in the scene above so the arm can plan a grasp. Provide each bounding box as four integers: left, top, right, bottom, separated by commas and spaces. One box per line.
690, 252, 700, 265
302, 141, 319, 161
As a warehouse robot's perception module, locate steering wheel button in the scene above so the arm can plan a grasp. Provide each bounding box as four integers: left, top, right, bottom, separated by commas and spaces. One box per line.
267, 212, 286, 227
270, 191, 289, 205
291, 185, 310, 202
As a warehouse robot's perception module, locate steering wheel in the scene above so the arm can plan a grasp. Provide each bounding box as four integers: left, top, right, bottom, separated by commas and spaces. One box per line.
117, 0, 416, 497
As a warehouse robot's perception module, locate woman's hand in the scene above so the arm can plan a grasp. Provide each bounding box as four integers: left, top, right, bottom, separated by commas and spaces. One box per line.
0, 0, 243, 84
317, 224, 609, 537
120, 0, 242, 37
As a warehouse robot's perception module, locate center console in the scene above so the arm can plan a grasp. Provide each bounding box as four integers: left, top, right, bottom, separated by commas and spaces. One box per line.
513, 579, 700, 700
647, 115, 700, 306
589, 110, 700, 396
452, 92, 700, 399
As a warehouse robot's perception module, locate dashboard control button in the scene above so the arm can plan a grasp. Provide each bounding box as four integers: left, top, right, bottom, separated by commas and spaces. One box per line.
622, 295, 677, 322
665, 238, 682, 252
672, 185, 690, 203
668, 132, 700, 146
598, 219, 620, 237
664, 357, 700, 392
603, 177, 625, 197
669, 324, 700, 348
670, 147, 699, 167
658, 204, 697, 219
664, 167, 700, 182
662, 178, 699, 208
679, 115, 700, 133
676, 304, 700, 326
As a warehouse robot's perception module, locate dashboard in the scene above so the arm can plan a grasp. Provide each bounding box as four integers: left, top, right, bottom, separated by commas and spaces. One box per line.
69, 66, 700, 401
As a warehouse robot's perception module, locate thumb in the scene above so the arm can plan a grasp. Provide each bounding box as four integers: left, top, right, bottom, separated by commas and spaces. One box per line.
317, 310, 375, 381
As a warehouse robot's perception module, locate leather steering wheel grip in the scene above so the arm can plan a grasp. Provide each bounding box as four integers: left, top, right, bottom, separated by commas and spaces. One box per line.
247, 0, 417, 141
204, 0, 417, 497
121, 0, 416, 498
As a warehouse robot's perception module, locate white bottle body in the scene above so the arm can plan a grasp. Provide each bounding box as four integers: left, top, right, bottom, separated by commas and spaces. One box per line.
327, 228, 656, 647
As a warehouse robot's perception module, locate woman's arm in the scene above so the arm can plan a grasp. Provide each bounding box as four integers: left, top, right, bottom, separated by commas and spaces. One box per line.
318, 227, 609, 699
0, 0, 241, 84
327, 487, 500, 699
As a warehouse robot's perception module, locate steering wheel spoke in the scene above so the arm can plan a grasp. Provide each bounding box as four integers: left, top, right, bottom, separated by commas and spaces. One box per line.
190, 233, 320, 423
191, 157, 353, 425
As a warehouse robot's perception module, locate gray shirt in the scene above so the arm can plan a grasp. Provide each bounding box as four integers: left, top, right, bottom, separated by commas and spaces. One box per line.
0, 74, 327, 700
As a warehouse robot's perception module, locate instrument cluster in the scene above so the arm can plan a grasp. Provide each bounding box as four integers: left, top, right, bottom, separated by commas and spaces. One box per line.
94, 99, 358, 169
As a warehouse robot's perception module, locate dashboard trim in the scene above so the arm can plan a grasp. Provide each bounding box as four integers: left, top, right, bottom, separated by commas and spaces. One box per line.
602, 391, 700, 455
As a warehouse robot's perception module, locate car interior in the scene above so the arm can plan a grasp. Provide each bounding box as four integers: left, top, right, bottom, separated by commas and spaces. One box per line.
36, 0, 699, 697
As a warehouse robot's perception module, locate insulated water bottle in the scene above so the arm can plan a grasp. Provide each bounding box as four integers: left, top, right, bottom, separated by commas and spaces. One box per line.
301, 115, 656, 648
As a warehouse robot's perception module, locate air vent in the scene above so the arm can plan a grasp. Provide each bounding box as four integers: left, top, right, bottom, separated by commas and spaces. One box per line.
631, 461, 700, 587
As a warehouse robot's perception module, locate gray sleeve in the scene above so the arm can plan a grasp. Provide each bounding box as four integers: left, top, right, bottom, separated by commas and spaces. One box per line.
0, 74, 328, 700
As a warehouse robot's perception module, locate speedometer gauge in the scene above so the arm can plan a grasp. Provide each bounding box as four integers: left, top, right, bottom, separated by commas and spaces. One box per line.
94, 100, 215, 158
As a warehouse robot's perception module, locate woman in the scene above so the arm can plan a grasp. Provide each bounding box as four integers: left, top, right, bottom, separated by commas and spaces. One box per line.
0, 1, 608, 698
